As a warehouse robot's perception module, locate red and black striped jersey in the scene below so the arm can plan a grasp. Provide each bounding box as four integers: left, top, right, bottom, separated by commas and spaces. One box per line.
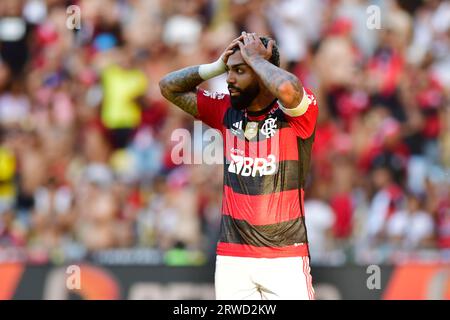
195, 88, 318, 258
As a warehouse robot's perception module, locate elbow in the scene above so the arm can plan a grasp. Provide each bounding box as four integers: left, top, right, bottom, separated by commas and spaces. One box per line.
278, 79, 302, 108
159, 77, 169, 98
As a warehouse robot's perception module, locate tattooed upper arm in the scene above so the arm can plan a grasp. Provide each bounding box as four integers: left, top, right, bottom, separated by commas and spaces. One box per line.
164, 91, 198, 117
159, 66, 203, 117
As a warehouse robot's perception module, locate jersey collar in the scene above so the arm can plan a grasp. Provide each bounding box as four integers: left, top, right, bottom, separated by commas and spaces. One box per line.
245, 99, 278, 119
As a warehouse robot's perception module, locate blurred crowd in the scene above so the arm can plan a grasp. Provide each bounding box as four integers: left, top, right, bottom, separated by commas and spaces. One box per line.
0, 0, 449, 266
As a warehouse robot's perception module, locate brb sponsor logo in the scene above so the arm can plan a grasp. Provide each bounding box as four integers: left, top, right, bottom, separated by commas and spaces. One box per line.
228, 153, 277, 177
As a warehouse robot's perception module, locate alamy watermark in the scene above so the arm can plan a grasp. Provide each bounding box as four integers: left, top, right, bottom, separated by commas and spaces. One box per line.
366, 264, 381, 290
366, 5, 381, 30
66, 265, 81, 290
66, 5, 81, 30
170, 120, 281, 177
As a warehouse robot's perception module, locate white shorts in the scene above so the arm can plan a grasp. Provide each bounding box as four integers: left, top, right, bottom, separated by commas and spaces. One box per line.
214, 255, 315, 300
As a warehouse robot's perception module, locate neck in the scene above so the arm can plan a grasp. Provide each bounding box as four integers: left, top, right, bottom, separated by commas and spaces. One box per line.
247, 90, 277, 113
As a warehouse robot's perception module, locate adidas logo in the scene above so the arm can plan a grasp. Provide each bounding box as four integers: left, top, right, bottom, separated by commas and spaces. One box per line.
232, 121, 242, 130
230, 120, 243, 136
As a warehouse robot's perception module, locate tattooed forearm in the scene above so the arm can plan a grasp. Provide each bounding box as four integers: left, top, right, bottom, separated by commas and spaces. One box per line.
247, 57, 303, 109
159, 66, 204, 117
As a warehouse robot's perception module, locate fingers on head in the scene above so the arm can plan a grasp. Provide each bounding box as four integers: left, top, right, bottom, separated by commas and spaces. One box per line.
228, 41, 238, 50
240, 31, 259, 44
242, 31, 254, 43
232, 35, 244, 45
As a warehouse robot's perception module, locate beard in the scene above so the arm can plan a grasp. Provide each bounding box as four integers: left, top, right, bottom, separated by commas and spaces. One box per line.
229, 85, 260, 111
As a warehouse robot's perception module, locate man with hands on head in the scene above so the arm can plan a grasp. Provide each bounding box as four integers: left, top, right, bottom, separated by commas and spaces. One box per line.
159, 32, 318, 300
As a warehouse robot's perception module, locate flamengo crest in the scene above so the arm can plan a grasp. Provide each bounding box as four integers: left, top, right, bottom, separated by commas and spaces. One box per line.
260, 117, 277, 138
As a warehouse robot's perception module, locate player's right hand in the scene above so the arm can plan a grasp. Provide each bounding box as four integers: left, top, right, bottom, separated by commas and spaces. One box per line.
220, 35, 244, 65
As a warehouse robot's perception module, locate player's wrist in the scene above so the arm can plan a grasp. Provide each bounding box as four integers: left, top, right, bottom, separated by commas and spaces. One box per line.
198, 59, 227, 80
245, 55, 267, 67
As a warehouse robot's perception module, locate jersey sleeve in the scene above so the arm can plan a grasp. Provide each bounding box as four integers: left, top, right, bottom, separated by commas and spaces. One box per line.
279, 88, 319, 139
195, 88, 230, 132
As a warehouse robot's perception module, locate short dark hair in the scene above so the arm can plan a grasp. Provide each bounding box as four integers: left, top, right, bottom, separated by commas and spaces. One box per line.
232, 36, 280, 67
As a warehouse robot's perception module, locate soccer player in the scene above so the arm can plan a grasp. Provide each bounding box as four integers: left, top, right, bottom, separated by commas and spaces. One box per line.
159, 32, 318, 300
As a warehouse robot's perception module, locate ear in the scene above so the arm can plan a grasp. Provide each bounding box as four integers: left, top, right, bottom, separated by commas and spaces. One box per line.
267, 40, 275, 55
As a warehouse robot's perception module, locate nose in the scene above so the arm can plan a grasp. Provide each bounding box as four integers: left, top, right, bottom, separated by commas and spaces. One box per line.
226, 71, 236, 85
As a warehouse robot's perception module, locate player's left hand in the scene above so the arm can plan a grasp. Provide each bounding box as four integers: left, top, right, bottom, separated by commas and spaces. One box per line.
237, 32, 274, 63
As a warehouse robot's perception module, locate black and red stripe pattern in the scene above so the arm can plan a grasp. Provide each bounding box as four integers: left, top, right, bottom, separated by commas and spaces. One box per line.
218, 103, 315, 258
195, 88, 318, 259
